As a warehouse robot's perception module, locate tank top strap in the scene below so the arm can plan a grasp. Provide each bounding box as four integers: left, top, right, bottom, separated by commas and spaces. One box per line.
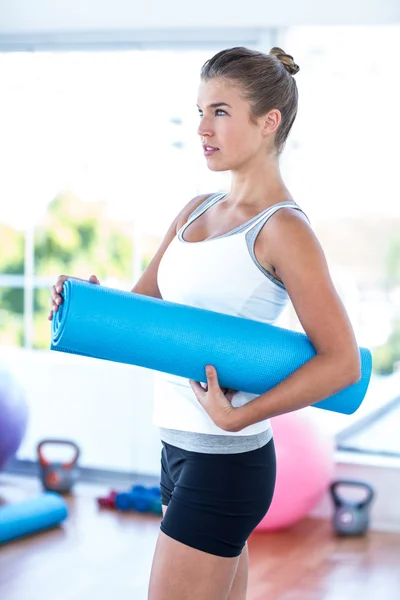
178, 192, 226, 239
185, 192, 226, 226
242, 200, 310, 234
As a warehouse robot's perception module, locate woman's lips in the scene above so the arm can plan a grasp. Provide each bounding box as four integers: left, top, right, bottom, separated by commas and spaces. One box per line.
203, 145, 219, 156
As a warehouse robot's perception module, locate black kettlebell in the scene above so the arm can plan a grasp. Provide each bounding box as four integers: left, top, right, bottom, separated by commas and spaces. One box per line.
330, 479, 375, 536
37, 439, 80, 494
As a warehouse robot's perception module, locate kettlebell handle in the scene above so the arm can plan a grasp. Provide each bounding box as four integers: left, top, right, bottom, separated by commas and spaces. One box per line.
37, 439, 80, 469
330, 479, 374, 508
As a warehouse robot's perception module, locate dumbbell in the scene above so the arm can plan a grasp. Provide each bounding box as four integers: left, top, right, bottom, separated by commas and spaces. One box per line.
96, 490, 118, 509
115, 485, 162, 515
330, 479, 375, 536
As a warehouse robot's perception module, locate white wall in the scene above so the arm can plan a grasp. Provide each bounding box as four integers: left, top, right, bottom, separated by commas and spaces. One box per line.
0, 347, 162, 476
0, 0, 399, 36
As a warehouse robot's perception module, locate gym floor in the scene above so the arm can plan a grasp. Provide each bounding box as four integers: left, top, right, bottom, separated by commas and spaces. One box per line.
1, 473, 400, 600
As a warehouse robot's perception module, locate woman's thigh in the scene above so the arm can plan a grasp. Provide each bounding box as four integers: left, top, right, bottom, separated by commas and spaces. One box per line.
148, 529, 240, 600
152, 506, 248, 600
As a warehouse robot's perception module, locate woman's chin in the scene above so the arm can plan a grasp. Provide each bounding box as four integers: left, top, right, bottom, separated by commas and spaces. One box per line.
206, 160, 230, 173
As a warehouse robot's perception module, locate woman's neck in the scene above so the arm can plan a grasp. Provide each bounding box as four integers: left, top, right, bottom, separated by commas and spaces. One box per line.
227, 155, 292, 211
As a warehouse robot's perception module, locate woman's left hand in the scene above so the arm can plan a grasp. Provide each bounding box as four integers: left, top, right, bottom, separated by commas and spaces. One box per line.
189, 365, 242, 432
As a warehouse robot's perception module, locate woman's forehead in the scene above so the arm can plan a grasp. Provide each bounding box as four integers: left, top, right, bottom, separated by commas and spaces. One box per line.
197, 78, 243, 106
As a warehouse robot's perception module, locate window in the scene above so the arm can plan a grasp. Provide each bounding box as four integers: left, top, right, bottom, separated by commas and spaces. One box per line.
278, 26, 400, 456
0, 47, 233, 473
0, 49, 232, 349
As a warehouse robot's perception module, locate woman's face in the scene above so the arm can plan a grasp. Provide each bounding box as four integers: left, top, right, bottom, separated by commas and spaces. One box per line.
197, 77, 278, 172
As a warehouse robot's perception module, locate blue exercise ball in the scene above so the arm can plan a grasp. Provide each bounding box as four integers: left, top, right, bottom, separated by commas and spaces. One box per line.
0, 364, 29, 470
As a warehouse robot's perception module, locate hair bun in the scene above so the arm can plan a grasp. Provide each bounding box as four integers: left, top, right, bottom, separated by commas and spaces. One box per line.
269, 47, 299, 75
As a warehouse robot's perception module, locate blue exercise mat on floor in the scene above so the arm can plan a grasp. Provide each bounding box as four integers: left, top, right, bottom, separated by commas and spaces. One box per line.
51, 280, 372, 415
0, 492, 68, 544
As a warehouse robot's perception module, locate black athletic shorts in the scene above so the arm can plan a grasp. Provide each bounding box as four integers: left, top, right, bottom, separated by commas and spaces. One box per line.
159, 438, 276, 558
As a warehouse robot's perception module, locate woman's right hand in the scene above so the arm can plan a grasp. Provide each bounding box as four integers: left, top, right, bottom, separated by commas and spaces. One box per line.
48, 274, 100, 321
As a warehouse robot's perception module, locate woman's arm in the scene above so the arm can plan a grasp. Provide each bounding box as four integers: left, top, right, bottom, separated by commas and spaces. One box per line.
233, 208, 361, 431
190, 208, 361, 432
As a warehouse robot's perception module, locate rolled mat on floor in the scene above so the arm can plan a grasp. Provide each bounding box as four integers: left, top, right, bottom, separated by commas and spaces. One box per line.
0, 493, 68, 544
51, 280, 372, 415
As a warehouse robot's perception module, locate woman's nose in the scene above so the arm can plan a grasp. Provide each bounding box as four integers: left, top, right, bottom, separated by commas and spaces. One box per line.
197, 116, 213, 139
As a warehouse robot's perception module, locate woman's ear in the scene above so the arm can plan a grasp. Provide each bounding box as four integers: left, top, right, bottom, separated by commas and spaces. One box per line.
262, 109, 281, 136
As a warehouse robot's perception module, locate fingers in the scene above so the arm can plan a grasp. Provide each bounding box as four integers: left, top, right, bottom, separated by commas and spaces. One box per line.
205, 365, 219, 389
188, 380, 206, 397
189, 379, 200, 391
50, 283, 63, 312
54, 274, 69, 294
206, 367, 236, 395
49, 273, 100, 320
49, 274, 69, 321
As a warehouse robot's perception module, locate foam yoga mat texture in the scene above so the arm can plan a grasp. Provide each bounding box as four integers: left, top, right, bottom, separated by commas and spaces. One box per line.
0, 493, 68, 544
51, 280, 372, 415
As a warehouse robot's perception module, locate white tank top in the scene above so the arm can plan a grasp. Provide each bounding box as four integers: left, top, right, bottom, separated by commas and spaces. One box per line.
153, 193, 308, 453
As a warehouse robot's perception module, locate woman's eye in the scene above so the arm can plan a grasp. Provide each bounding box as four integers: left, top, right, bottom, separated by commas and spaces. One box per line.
197, 110, 227, 117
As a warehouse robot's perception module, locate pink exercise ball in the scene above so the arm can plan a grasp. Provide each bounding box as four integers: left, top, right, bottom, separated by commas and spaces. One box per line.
256, 411, 335, 532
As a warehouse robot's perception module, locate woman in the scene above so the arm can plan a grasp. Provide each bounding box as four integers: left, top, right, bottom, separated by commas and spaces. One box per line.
50, 47, 361, 600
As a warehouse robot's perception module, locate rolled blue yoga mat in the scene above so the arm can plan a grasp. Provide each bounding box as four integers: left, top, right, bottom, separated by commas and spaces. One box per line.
51, 280, 372, 415
0, 492, 68, 544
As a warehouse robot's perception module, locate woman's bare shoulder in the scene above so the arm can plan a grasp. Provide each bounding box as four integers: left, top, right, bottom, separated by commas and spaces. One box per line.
175, 192, 215, 233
